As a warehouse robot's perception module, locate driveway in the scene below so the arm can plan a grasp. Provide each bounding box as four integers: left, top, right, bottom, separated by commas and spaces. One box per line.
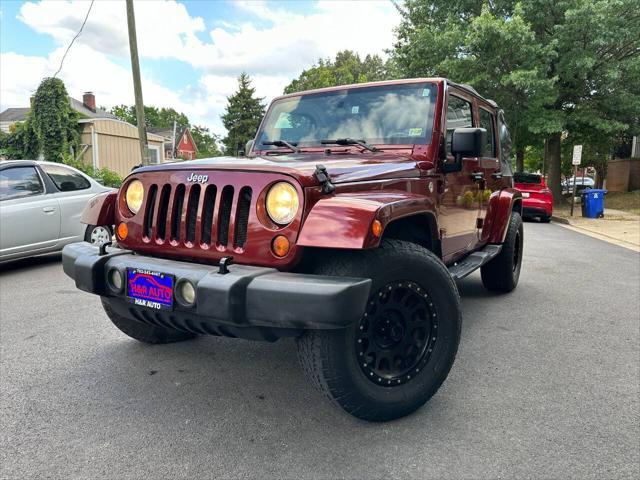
1, 222, 638, 479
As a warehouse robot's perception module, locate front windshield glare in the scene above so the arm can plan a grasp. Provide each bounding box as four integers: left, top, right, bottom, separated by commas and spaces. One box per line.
257, 82, 437, 150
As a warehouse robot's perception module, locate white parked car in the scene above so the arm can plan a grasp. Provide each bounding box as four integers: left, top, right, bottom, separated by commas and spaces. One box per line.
562, 176, 595, 194
0, 160, 113, 263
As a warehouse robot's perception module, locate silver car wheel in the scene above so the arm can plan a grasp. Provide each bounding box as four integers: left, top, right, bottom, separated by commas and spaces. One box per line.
90, 226, 112, 244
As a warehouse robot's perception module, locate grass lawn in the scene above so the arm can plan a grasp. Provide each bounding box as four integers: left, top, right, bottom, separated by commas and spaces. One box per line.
605, 190, 640, 215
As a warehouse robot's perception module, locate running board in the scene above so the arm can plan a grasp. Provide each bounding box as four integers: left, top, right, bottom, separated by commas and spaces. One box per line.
448, 245, 502, 280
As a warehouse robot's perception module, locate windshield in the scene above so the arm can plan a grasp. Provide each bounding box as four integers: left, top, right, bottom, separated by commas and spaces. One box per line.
256, 82, 437, 150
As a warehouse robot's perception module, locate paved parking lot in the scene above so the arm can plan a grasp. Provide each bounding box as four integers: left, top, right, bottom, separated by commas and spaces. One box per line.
1, 222, 638, 479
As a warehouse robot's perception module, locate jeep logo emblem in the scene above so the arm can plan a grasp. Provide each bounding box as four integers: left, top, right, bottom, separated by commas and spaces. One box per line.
187, 173, 208, 183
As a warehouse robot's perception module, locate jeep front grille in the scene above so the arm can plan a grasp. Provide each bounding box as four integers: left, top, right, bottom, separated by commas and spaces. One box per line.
142, 182, 253, 249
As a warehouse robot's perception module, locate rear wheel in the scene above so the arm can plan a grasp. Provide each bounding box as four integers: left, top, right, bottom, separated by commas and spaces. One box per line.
540, 215, 551, 223
101, 298, 196, 344
296, 240, 461, 422
481, 211, 523, 292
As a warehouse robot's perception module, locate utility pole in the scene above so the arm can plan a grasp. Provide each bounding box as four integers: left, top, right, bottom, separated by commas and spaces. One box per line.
126, 0, 148, 166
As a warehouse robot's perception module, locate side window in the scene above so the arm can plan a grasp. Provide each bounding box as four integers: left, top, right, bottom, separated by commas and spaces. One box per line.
41, 164, 91, 192
0, 166, 45, 200
446, 95, 473, 154
479, 108, 496, 157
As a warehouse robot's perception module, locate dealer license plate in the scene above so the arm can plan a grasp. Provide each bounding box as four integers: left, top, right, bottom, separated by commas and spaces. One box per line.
127, 268, 174, 310
521, 192, 530, 198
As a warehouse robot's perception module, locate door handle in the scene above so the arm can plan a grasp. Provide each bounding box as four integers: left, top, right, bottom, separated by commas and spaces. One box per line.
42, 206, 56, 213
470, 172, 485, 182
491, 172, 503, 180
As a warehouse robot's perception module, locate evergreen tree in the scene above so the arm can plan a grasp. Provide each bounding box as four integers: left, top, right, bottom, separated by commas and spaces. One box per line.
221, 73, 265, 156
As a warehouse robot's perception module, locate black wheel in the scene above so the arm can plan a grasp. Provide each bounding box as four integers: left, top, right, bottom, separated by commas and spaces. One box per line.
481, 211, 523, 292
540, 215, 551, 223
101, 298, 196, 344
85, 224, 113, 244
296, 239, 461, 422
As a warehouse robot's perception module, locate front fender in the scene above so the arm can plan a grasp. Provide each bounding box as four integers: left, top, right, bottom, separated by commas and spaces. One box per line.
297, 191, 437, 249
80, 191, 117, 226
482, 188, 522, 244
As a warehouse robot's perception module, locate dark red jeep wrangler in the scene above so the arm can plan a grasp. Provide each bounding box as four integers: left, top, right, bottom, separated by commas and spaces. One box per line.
63, 78, 522, 421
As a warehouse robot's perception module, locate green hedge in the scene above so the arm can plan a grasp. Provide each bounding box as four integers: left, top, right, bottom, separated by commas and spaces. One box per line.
63, 157, 122, 188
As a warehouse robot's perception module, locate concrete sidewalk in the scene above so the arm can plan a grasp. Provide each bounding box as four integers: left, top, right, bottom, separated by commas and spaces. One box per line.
551, 207, 640, 251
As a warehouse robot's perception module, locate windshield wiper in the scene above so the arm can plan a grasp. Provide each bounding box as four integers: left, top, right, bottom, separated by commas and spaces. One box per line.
320, 138, 380, 153
262, 140, 300, 153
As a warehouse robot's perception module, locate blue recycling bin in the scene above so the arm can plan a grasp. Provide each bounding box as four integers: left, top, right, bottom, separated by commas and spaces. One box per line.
581, 189, 607, 218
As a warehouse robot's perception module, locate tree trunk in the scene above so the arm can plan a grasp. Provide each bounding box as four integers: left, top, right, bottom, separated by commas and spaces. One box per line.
515, 147, 525, 173
547, 132, 563, 206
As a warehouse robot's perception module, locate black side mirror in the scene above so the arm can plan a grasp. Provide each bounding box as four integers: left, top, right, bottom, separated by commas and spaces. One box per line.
443, 127, 486, 173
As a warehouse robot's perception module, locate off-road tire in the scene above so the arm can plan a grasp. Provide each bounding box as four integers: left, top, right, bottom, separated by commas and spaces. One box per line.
481, 211, 523, 292
101, 298, 196, 344
84, 224, 113, 244
296, 239, 461, 422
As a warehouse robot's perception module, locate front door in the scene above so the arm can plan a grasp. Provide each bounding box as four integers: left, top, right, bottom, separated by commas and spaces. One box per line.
0, 165, 61, 259
439, 92, 482, 262
477, 106, 501, 239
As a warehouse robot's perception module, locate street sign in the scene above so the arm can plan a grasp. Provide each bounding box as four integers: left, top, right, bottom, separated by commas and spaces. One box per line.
572, 145, 582, 165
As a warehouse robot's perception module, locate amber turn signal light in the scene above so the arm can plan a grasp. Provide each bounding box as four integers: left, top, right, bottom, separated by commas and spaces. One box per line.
271, 235, 290, 257
116, 222, 128, 240
371, 219, 382, 238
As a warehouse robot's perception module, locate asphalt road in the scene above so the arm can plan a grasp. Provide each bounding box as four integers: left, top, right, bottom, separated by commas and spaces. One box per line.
1, 222, 639, 479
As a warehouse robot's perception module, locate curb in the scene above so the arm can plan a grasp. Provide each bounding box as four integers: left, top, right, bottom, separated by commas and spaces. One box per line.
550, 215, 571, 225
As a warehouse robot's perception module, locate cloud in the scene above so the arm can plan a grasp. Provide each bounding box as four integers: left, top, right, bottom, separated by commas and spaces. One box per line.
3, 0, 401, 135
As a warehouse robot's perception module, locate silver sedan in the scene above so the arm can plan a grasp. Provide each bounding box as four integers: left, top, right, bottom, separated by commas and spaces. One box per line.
0, 160, 113, 263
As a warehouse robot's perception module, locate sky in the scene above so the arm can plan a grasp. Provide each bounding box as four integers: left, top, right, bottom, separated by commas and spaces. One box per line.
0, 0, 401, 135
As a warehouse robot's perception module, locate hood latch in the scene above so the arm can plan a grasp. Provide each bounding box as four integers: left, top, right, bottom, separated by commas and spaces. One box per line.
314, 164, 335, 194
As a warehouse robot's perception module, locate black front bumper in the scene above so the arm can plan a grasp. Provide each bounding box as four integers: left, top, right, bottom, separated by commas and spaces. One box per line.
62, 243, 371, 338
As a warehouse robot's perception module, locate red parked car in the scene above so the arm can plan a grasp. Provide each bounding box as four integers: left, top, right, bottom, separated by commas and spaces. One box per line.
514, 172, 553, 222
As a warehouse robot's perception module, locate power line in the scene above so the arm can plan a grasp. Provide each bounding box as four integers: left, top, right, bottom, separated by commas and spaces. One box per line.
53, 0, 95, 78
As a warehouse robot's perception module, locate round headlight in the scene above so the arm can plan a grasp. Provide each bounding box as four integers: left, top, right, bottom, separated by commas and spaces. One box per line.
266, 182, 299, 225
125, 180, 144, 214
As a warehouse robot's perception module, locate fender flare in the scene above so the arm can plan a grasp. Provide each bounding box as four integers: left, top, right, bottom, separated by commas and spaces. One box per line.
297, 191, 438, 249
482, 188, 522, 244
80, 190, 117, 226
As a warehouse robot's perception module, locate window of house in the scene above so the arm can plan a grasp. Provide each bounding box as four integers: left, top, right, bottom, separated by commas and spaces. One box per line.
479, 108, 496, 157
183, 134, 188, 145
148, 146, 160, 164
41, 164, 91, 191
0, 166, 45, 200
446, 95, 473, 154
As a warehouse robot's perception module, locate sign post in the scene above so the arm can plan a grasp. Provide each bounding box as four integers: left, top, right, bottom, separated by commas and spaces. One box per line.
570, 145, 582, 216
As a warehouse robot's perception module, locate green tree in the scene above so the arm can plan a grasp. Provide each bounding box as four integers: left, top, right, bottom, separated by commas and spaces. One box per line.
109, 104, 189, 129
283, 50, 398, 94
221, 73, 265, 156
30, 77, 79, 161
393, 0, 640, 204
191, 125, 223, 158
0, 120, 40, 159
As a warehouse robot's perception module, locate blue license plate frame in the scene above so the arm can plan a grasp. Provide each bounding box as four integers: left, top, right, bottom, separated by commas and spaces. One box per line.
126, 268, 174, 310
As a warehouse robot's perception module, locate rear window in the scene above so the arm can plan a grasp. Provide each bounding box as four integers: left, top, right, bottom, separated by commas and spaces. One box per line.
42, 164, 91, 191
513, 173, 541, 184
